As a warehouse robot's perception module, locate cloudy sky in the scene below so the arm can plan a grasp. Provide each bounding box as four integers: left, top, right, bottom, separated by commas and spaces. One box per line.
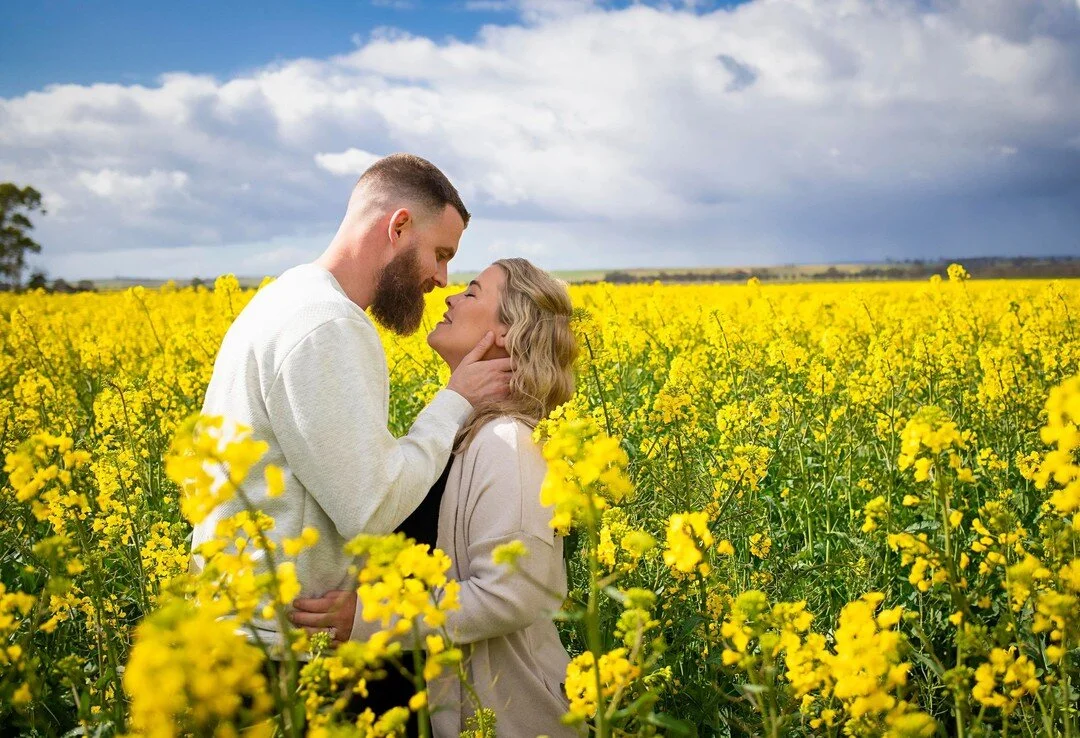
2, 0, 1079, 280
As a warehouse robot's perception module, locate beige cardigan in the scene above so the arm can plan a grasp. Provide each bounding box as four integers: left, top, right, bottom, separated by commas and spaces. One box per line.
352, 417, 575, 737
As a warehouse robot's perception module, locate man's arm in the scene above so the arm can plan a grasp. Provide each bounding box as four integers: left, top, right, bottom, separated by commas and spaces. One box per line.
266, 316, 469, 539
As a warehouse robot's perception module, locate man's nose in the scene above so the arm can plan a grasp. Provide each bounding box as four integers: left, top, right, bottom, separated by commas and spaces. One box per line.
434, 262, 448, 289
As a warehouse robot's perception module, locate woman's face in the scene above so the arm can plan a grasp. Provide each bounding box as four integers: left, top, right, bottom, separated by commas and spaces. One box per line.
427, 264, 510, 370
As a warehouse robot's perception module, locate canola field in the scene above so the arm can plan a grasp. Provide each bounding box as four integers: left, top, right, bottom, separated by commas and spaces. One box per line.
1, 269, 1079, 737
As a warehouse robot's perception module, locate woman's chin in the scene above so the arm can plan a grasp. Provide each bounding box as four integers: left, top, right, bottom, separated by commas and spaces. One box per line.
426, 331, 452, 365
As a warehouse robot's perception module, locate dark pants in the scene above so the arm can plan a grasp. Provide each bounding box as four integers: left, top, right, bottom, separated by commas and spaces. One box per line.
347, 660, 423, 736
266, 657, 425, 736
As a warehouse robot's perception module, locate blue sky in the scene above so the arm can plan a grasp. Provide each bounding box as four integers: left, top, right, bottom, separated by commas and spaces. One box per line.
1, 1, 745, 96
1, 1, 511, 96
1, 0, 1078, 279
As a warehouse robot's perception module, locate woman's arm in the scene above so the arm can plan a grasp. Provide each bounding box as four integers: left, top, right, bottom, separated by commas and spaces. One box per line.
439, 419, 564, 645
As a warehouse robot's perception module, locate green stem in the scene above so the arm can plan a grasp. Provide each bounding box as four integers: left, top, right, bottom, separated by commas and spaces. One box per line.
584, 496, 609, 738
230, 479, 304, 737
411, 626, 432, 738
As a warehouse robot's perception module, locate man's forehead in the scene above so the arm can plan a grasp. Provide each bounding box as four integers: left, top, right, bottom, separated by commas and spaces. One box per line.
432, 205, 464, 254
435, 202, 466, 232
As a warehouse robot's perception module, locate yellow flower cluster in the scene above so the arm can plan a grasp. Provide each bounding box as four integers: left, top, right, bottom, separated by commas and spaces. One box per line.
749, 533, 772, 559
887, 532, 948, 593
790, 594, 935, 736
123, 599, 272, 738
720, 590, 810, 668
861, 495, 889, 533
0, 583, 36, 706
538, 416, 633, 535
971, 647, 1039, 714
663, 511, 729, 576
1034, 374, 1080, 518
596, 507, 655, 573
897, 406, 974, 484
298, 629, 461, 731
165, 415, 269, 525
346, 532, 460, 635
564, 648, 641, 723
4, 431, 93, 527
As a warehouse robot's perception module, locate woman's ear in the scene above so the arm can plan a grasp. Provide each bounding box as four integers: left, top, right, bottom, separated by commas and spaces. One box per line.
494, 330, 508, 348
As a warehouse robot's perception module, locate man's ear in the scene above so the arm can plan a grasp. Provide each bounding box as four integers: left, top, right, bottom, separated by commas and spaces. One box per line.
387, 208, 411, 247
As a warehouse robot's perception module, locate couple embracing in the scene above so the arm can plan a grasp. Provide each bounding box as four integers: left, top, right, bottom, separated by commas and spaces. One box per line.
190, 154, 578, 737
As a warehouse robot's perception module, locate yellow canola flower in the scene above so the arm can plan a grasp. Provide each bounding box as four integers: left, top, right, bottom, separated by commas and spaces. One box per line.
492, 539, 528, 567
1035, 375, 1080, 518
972, 647, 1040, 714
663, 511, 715, 576
749, 533, 772, 559
539, 417, 634, 535
264, 464, 286, 498
124, 599, 271, 738
282, 527, 319, 557
347, 533, 459, 633
563, 648, 640, 722
862, 495, 889, 533
165, 415, 269, 525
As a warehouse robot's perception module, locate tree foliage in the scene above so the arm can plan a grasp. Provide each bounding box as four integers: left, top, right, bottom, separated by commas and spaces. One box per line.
0, 183, 45, 288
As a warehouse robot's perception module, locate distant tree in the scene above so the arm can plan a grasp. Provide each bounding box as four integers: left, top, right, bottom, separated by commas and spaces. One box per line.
191, 277, 206, 289
52, 278, 74, 294
27, 270, 48, 290
0, 183, 45, 289
76, 280, 96, 292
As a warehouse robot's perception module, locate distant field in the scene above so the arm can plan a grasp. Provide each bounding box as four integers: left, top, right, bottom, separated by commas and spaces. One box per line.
73, 255, 1080, 291
449, 268, 610, 284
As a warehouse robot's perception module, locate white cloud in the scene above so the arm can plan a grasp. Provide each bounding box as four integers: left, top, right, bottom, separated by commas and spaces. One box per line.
314, 148, 383, 177
77, 168, 189, 209
2, 0, 1079, 279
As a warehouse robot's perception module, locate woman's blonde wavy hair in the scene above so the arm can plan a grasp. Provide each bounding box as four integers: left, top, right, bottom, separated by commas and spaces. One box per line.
455, 258, 578, 452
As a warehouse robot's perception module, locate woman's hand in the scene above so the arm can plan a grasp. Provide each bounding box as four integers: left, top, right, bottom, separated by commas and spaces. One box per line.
289, 590, 357, 646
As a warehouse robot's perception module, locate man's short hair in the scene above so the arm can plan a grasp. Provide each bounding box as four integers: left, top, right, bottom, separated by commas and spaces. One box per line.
355, 153, 470, 228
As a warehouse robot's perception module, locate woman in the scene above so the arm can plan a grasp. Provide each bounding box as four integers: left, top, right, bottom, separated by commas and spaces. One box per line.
292, 258, 578, 737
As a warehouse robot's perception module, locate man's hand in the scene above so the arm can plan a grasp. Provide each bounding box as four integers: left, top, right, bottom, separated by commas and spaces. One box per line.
447, 331, 513, 406
289, 590, 357, 646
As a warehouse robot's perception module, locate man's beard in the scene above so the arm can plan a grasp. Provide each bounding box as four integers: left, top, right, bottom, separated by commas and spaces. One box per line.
370, 247, 430, 335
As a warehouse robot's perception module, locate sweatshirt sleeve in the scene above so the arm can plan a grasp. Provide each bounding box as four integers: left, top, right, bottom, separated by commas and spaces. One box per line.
440, 422, 565, 645
265, 316, 472, 541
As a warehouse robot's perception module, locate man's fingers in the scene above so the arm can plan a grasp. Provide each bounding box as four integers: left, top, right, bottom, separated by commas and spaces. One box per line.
289, 610, 329, 628
485, 357, 513, 373
458, 331, 495, 367
292, 590, 351, 613
292, 597, 336, 613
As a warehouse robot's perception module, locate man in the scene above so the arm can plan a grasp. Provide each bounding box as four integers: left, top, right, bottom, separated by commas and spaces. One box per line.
190, 153, 511, 648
